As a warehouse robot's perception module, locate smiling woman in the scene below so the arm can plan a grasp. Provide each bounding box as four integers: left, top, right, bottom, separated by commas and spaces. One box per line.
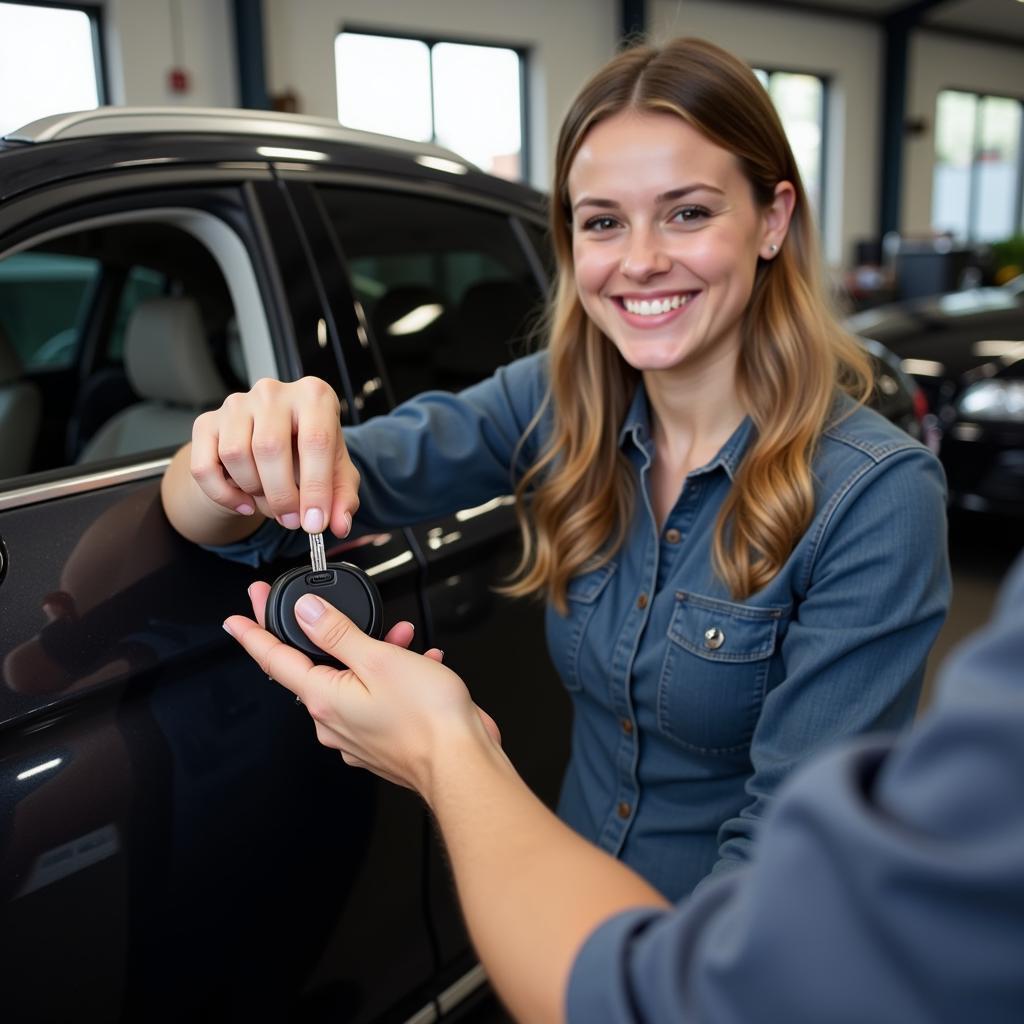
161, 36, 951, 907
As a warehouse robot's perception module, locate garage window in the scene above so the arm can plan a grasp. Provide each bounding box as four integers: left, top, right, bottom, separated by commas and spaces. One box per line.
753, 68, 826, 225
0, 2, 103, 137
932, 89, 1023, 244
335, 29, 525, 182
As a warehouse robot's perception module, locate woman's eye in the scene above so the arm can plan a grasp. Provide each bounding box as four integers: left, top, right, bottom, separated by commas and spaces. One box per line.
672, 206, 711, 224
581, 215, 620, 233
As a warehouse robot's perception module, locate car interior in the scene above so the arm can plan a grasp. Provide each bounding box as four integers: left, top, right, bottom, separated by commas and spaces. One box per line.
0, 221, 246, 480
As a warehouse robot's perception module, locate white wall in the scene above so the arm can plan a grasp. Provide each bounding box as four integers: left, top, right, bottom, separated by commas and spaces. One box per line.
262, 0, 618, 190
903, 30, 1024, 238
650, 0, 883, 268
103, 0, 238, 108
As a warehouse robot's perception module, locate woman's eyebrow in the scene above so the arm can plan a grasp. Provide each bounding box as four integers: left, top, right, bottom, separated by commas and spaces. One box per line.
572, 183, 726, 212
656, 184, 725, 202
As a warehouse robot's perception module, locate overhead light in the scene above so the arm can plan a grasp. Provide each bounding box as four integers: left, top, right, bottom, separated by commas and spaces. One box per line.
972, 340, 1024, 360
256, 146, 329, 161
900, 358, 946, 377
415, 155, 468, 175
388, 303, 443, 335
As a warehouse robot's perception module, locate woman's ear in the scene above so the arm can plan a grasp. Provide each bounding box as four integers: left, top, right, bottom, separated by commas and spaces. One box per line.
761, 180, 796, 259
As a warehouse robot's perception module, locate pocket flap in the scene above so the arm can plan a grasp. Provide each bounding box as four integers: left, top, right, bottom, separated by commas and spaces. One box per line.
565, 561, 618, 605
668, 591, 784, 663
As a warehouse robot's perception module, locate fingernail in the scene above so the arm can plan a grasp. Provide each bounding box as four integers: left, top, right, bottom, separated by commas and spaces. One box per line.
235, 503, 255, 516
342, 511, 353, 537
280, 512, 301, 530
222, 621, 235, 637
295, 593, 325, 623
303, 507, 324, 532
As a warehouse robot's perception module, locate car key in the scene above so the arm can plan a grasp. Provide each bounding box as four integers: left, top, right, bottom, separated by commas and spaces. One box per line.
265, 530, 384, 666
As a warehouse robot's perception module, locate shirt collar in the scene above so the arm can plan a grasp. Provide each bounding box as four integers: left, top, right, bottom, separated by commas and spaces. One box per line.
618, 381, 755, 483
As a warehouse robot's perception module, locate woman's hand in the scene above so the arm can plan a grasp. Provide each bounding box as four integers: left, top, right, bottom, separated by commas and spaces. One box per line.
224, 584, 502, 794
190, 376, 360, 538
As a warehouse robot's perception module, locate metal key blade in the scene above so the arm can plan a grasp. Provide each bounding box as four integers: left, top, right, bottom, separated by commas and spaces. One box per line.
309, 530, 327, 572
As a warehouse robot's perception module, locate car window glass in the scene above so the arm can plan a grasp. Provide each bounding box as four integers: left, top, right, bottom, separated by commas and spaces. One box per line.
319, 187, 545, 404
0, 221, 246, 482
107, 266, 168, 361
0, 250, 100, 371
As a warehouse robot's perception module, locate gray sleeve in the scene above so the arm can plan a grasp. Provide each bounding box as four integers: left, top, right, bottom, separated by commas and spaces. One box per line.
568, 554, 1024, 1024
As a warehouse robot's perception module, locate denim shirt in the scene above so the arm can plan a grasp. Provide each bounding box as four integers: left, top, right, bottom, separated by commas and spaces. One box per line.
213, 351, 951, 901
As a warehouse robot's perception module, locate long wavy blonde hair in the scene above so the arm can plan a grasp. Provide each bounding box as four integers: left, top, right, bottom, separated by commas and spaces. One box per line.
505, 37, 872, 613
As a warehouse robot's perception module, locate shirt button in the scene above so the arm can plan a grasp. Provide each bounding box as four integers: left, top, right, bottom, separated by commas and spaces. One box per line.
704, 627, 726, 650
664, 528, 681, 544
617, 801, 632, 819
637, 593, 648, 610
621, 718, 634, 735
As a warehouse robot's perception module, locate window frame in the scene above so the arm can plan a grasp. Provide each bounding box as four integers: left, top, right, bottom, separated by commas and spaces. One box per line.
931, 85, 1024, 244
335, 23, 530, 184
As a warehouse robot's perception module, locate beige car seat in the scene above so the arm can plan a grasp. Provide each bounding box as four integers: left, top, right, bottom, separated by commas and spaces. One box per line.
78, 296, 227, 463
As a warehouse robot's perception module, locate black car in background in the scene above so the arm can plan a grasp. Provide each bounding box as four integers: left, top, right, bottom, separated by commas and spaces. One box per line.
0, 107, 927, 1023
846, 278, 1024, 517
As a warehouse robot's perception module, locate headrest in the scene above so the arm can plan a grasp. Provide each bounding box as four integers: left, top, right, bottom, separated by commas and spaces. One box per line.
0, 321, 22, 385
124, 297, 226, 406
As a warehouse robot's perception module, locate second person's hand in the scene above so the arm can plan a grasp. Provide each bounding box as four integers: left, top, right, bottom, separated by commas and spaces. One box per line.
190, 376, 360, 538
226, 584, 503, 794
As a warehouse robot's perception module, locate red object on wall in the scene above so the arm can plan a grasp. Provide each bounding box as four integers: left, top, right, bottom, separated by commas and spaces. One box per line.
168, 68, 190, 93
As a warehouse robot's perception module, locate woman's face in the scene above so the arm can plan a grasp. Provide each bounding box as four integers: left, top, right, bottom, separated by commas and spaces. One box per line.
568, 110, 790, 377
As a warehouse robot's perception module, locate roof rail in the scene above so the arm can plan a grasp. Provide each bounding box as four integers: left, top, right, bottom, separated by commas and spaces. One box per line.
3, 105, 470, 165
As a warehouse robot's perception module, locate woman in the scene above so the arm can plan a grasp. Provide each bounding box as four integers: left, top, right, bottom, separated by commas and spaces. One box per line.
162, 37, 950, 901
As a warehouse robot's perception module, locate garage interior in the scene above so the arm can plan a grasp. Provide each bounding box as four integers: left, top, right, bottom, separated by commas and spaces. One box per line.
0, 2, 1022, 1023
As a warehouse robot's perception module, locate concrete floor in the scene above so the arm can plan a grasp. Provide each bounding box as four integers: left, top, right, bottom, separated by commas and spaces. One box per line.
460, 510, 1022, 1023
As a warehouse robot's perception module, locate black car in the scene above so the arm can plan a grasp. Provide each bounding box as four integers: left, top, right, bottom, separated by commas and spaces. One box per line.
846, 279, 1024, 516
0, 106, 568, 1024
0, 107, 926, 1023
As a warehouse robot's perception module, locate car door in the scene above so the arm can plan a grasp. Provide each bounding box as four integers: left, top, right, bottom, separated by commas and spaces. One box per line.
0, 165, 438, 1024
298, 174, 573, 984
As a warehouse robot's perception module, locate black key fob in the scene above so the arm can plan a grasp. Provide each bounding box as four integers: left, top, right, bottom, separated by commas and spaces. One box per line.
265, 561, 384, 666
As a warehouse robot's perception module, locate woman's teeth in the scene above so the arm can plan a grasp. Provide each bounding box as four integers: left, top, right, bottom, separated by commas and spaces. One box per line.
622, 293, 694, 316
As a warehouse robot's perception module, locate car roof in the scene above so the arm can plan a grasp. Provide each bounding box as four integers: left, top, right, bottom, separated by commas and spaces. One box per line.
0, 106, 547, 216
4, 106, 467, 162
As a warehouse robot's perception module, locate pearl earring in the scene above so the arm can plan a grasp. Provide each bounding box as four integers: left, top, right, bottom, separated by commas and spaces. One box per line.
768, 243, 778, 254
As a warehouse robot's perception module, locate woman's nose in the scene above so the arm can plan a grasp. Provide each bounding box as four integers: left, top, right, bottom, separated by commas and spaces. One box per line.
620, 229, 671, 280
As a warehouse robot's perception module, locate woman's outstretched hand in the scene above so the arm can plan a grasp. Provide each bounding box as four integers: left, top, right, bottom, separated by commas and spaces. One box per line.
224, 583, 502, 794
190, 376, 360, 538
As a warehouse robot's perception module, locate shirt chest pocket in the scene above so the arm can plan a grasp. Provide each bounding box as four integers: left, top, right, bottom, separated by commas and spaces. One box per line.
657, 591, 785, 755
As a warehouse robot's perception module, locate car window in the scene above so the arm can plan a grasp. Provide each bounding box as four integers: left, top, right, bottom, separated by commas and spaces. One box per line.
0, 220, 249, 481
0, 251, 100, 371
319, 187, 546, 404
